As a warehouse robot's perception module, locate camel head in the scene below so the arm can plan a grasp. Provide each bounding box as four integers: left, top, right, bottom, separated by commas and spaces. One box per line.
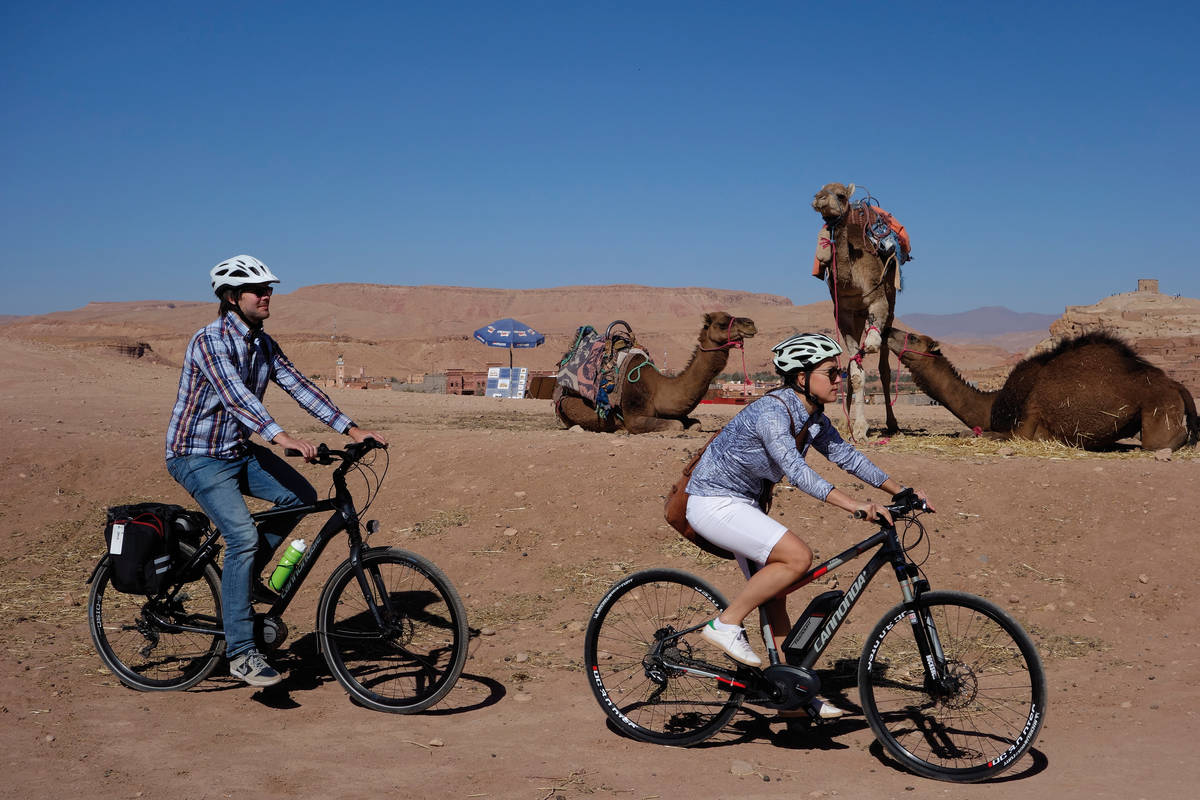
702, 312, 758, 347
812, 182, 856, 223
885, 327, 941, 366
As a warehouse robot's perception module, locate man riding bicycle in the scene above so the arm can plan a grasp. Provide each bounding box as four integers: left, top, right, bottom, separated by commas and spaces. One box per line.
165, 255, 386, 687
684, 332, 932, 717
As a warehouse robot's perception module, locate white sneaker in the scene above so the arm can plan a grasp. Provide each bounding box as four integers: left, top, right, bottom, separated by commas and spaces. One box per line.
700, 620, 762, 667
813, 696, 848, 719
776, 696, 849, 720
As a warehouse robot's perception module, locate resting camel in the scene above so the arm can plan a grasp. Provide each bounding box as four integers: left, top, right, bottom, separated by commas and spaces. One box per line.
813, 182, 902, 441
555, 312, 758, 434
887, 328, 1199, 451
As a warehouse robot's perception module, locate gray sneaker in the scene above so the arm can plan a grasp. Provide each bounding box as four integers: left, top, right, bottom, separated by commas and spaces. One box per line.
229, 648, 283, 687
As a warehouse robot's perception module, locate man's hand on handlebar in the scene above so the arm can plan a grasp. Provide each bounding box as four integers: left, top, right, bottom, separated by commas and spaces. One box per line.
347, 426, 388, 447
272, 431, 319, 461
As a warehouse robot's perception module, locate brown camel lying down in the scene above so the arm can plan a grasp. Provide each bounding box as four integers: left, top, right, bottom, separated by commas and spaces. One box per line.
888, 328, 1199, 451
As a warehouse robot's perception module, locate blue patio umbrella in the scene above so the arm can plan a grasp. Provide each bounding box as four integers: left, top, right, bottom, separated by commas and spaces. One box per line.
473, 317, 545, 367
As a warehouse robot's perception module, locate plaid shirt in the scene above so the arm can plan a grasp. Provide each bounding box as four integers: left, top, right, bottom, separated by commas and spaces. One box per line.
166, 312, 353, 459
687, 389, 888, 502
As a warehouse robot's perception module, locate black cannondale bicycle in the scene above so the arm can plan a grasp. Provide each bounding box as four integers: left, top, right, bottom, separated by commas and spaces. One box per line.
87, 439, 468, 713
584, 490, 1046, 782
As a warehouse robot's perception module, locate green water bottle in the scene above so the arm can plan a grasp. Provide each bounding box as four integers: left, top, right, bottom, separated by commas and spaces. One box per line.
268, 539, 307, 591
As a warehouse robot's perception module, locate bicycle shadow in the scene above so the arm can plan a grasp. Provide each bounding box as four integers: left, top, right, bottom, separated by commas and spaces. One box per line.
603, 662, 1050, 781
200, 627, 507, 715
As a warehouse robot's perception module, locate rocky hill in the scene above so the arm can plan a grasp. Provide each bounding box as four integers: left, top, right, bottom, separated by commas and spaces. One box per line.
0, 283, 1120, 386
1035, 279, 1200, 397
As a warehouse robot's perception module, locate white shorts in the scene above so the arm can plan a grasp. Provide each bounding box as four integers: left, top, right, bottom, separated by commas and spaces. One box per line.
685, 494, 789, 576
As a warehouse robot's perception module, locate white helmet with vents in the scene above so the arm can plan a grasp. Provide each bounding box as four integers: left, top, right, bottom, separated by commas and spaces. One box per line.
210, 255, 280, 296
771, 333, 843, 373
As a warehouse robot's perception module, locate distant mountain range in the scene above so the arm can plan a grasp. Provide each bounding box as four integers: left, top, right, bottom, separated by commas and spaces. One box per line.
0, 287, 1059, 378
898, 306, 1058, 339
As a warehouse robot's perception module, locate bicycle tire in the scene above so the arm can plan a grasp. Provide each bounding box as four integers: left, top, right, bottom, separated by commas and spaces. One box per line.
317, 547, 468, 713
858, 590, 1047, 782
87, 541, 224, 691
583, 568, 743, 746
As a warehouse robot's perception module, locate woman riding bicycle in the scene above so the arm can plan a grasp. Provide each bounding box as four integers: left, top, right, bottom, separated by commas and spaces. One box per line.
685, 332, 932, 716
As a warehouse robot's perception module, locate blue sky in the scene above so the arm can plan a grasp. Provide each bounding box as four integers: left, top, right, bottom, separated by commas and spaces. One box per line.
3, 1, 1197, 316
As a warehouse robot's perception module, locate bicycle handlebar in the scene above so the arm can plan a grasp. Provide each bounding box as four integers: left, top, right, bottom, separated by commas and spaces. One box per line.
284, 437, 387, 465
853, 488, 930, 524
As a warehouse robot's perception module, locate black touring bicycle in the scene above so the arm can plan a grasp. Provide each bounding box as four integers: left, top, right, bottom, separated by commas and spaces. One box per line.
86, 439, 468, 713
584, 490, 1046, 782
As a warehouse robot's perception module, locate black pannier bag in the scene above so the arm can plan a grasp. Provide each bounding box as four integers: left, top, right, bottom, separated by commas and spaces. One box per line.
103, 503, 190, 594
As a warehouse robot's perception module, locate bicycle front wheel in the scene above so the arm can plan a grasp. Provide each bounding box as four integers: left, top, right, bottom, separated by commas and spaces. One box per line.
583, 568, 743, 746
859, 590, 1047, 782
87, 542, 224, 691
317, 547, 468, 713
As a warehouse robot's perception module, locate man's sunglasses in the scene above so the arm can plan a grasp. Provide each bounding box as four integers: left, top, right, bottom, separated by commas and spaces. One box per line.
241, 284, 274, 296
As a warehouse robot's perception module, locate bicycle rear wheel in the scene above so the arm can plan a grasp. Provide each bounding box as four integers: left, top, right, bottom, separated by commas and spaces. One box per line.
583, 568, 743, 746
317, 547, 468, 713
87, 542, 224, 691
859, 590, 1047, 782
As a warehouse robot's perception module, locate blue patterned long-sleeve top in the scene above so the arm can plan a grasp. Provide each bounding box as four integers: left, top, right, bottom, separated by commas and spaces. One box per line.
686, 389, 888, 501
166, 312, 353, 459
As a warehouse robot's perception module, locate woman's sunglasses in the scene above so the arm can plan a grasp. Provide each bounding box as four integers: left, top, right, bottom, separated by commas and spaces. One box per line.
815, 366, 845, 382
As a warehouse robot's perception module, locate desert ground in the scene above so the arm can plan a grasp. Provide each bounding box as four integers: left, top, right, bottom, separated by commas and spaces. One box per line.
2, 336, 1198, 800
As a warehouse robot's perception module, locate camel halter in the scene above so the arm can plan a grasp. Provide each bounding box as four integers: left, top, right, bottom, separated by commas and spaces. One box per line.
698, 315, 751, 385
890, 332, 938, 409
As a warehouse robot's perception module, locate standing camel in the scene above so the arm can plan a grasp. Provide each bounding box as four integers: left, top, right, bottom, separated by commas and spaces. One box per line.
812, 182, 904, 441
887, 327, 1199, 451
555, 312, 757, 434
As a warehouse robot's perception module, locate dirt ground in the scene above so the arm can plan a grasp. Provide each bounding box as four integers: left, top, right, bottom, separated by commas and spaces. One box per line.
1, 337, 1198, 800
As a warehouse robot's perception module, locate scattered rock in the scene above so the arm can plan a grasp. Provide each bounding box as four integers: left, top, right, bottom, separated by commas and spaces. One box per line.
1138, 574, 1149, 584
429, 738, 445, 747
480, 628, 497, 636
565, 620, 584, 633
514, 652, 529, 663
730, 759, 756, 776
514, 491, 526, 499
1153, 448, 1172, 462
503, 527, 518, 536
1083, 615, 1098, 623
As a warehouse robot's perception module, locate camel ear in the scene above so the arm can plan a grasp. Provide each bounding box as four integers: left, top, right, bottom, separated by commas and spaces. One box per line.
846, 183, 855, 197
703, 312, 714, 326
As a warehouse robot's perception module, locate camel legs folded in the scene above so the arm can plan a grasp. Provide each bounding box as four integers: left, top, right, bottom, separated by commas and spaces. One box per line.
554, 392, 621, 433
620, 414, 687, 434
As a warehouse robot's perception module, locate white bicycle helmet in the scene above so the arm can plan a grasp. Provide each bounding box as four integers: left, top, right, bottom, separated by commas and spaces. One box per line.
771, 332, 843, 373
210, 255, 280, 296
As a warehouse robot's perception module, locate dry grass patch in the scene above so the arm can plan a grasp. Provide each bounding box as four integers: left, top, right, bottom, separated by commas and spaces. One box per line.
875, 432, 1200, 461
1030, 626, 1110, 660
408, 507, 470, 537
541, 556, 638, 597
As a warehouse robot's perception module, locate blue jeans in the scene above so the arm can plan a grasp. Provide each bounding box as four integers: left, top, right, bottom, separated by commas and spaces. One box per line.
166, 444, 316, 658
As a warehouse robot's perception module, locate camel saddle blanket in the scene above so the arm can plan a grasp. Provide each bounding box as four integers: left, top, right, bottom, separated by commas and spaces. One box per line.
813, 203, 912, 278
556, 325, 645, 417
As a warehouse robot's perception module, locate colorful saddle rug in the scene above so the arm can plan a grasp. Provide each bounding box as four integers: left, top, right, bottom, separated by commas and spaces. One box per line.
556, 324, 645, 418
